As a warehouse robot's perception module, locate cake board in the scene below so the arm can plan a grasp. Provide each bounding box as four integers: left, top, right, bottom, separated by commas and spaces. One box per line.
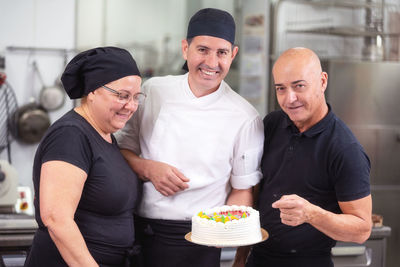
185, 228, 268, 247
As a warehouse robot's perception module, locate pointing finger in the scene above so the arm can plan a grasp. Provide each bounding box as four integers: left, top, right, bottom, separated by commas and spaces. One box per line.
272, 198, 296, 209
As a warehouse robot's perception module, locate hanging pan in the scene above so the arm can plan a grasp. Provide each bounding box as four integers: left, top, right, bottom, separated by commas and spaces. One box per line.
10, 98, 50, 144
33, 60, 65, 111
9, 61, 51, 144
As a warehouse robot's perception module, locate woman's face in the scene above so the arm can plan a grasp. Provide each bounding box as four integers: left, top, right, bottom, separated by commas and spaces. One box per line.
89, 75, 142, 134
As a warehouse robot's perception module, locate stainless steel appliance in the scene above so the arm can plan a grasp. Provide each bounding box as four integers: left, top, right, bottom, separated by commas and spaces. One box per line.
0, 161, 18, 211
0, 161, 36, 266
220, 227, 391, 267
323, 60, 400, 267
332, 226, 391, 267
0, 214, 37, 267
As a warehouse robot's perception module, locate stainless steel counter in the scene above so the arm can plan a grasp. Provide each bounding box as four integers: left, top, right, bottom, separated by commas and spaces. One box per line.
0, 213, 37, 267
221, 226, 391, 267
332, 226, 391, 267
0, 234, 35, 249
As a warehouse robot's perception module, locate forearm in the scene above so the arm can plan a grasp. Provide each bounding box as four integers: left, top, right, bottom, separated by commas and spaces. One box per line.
226, 188, 253, 206
274, 195, 372, 244
120, 149, 189, 196
47, 218, 98, 267
229, 187, 257, 266
307, 204, 371, 243
120, 149, 150, 181
232, 246, 251, 267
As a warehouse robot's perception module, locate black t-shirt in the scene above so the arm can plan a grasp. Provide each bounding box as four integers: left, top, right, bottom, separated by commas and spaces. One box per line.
255, 107, 370, 257
27, 109, 141, 266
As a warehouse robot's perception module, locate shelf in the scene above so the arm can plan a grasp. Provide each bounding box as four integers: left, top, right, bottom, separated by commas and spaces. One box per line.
287, 26, 400, 37
283, 0, 395, 9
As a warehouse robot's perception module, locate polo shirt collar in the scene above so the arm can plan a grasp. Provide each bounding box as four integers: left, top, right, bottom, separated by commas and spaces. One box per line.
282, 103, 334, 137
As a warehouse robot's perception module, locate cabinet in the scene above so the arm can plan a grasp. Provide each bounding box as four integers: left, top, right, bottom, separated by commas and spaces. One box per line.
332, 226, 391, 267
0, 214, 37, 267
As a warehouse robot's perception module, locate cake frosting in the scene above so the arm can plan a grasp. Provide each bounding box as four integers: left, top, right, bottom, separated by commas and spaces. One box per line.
191, 205, 262, 246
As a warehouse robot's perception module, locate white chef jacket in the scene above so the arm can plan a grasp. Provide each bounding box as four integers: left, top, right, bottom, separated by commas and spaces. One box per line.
116, 74, 264, 220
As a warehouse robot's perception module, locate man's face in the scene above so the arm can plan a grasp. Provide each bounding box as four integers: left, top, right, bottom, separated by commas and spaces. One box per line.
182, 35, 238, 97
273, 57, 327, 132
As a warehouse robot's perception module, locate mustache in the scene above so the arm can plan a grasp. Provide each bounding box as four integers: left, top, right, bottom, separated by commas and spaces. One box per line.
198, 64, 221, 72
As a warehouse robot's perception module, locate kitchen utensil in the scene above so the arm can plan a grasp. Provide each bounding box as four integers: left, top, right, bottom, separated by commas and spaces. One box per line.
9, 100, 50, 144
39, 79, 65, 111
0, 77, 18, 162
8, 61, 53, 144
33, 61, 65, 111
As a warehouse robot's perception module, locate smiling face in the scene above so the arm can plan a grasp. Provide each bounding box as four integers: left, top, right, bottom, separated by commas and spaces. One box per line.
273, 48, 328, 132
88, 75, 142, 134
182, 35, 238, 97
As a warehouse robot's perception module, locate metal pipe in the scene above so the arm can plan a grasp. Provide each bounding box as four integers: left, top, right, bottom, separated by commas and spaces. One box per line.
6, 46, 76, 54
275, 0, 395, 9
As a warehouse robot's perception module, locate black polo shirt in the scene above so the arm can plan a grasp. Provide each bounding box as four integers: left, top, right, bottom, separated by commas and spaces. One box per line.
255, 106, 370, 257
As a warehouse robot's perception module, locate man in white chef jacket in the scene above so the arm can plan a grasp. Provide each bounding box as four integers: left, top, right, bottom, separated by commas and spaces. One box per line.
116, 8, 264, 267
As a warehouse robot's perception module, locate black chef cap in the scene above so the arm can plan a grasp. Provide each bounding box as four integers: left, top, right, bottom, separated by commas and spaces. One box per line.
182, 8, 235, 71
61, 46, 141, 99
187, 8, 236, 44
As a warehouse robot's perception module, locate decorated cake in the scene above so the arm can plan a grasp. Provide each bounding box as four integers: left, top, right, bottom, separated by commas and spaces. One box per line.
190, 205, 263, 246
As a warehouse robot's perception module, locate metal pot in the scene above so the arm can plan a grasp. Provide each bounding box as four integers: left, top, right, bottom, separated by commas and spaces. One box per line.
9, 102, 50, 144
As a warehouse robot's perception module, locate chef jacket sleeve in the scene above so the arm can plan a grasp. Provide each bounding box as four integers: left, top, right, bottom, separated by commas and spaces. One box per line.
230, 115, 264, 189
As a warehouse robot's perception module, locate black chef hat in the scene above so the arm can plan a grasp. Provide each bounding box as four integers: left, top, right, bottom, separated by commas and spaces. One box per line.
187, 8, 236, 45
182, 8, 235, 71
61, 46, 141, 99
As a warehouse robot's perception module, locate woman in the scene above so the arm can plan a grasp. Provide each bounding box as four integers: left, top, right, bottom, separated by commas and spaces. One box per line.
24, 47, 144, 267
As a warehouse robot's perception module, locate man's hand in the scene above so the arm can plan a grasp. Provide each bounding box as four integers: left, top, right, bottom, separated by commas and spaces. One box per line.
119, 150, 190, 197
272, 194, 372, 243
145, 160, 190, 196
272, 194, 314, 226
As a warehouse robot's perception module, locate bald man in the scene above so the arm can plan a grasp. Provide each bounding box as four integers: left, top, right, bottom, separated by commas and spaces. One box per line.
233, 47, 372, 267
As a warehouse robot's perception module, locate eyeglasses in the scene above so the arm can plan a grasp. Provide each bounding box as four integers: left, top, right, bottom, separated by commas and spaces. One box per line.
102, 85, 146, 105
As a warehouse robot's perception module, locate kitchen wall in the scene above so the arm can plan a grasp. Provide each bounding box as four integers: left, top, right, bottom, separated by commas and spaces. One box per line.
0, 0, 76, 189
75, 0, 187, 76
75, 0, 235, 77
0, 0, 238, 192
